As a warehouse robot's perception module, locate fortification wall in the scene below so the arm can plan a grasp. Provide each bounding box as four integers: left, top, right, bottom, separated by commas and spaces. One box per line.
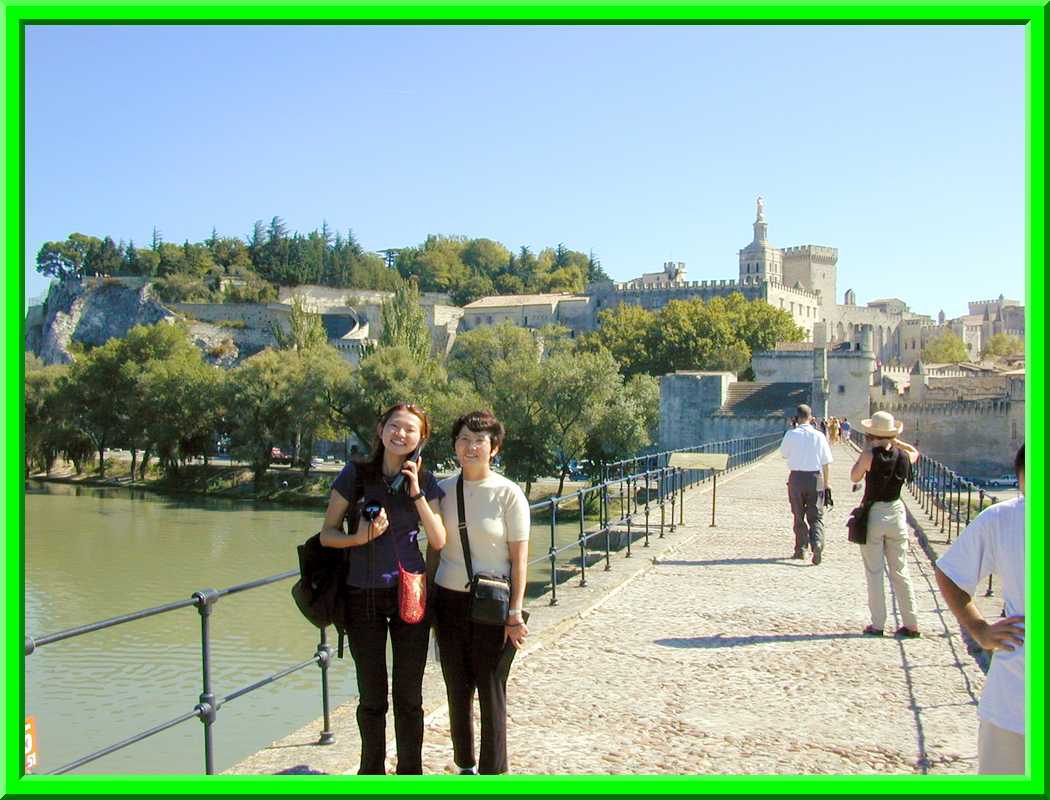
872, 398, 1023, 477
658, 372, 735, 449
697, 416, 789, 444
172, 303, 286, 330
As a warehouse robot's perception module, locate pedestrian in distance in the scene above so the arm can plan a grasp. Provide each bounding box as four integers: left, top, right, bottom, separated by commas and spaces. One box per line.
935, 444, 1025, 774
779, 404, 833, 564
849, 411, 921, 638
820, 417, 828, 437
318, 403, 448, 774
829, 417, 840, 444
841, 417, 851, 443
434, 410, 531, 774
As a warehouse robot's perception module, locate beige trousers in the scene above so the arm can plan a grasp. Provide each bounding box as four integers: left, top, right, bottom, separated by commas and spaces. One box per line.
859, 500, 919, 630
978, 720, 1025, 774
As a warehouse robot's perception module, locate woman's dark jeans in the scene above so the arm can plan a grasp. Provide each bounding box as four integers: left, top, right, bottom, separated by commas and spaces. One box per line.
435, 586, 509, 774
345, 586, 430, 774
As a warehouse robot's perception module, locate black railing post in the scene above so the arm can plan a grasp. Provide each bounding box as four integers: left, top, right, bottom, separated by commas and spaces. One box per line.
710, 472, 718, 528
624, 475, 632, 558
643, 470, 651, 547
548, 498, 558, 606
192, 588, 220, 775
669, 468, 677, 532
966, 483, 973, 525
659, 468, 666, 537
939, 466, 947, 536
316, 628, 335, 745
578, 492, 587, 587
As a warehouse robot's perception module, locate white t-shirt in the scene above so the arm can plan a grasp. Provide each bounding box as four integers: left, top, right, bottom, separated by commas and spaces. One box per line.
779, 424, 834, 472
436, 472, 531, 592
936, 496, 1025, 735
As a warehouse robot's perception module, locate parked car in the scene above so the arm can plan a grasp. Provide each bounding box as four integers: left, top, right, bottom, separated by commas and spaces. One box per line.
984, 474, 1018, 489
270, 447, 292, 465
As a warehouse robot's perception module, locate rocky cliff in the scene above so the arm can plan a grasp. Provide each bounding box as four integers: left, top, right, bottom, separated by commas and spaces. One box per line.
25, 278, 273, 367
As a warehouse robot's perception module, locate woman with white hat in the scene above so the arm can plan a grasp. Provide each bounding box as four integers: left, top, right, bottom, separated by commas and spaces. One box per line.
849, 411, 922, 638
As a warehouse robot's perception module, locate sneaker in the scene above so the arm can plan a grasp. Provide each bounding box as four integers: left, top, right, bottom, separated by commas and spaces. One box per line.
811, 548, 822, 566
894, 626, 921, 639
458, 766, 478, 775
862, 625, 884, 636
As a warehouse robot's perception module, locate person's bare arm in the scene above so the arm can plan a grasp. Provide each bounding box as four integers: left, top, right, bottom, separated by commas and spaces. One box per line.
504, 540, 529, 648
850, 450, 873, 483
896, 438, 920, 464
318, 490, 389, 548
935, 567, 1025, 652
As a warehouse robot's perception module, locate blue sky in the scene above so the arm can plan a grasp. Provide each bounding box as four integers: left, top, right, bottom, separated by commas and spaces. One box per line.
25, 24, 1026, 318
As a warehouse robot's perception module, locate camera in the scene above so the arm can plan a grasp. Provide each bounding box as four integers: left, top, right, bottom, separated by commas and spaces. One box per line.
361, 501, 383, 522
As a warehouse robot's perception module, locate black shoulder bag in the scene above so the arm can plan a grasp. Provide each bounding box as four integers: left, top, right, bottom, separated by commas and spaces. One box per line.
846, 447, 905, 545
457, 475, 512, 626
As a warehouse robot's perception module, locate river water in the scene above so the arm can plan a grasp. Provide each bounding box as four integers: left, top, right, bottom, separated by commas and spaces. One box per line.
24, 479, 606, 774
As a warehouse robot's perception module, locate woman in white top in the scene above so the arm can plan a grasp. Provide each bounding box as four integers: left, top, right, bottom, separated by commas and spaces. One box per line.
434, 410, 531, 774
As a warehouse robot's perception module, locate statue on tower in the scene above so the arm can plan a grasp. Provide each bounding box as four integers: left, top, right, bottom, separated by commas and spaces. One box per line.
756, 195, 766, 221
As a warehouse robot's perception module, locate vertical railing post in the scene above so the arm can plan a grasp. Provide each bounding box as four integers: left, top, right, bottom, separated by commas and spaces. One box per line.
548, 499, 558, 606
710, 472, 718, 528
643, 470, 651, 547
192, 589, 220, 775
624, 475, 633, 559
577, 492, 587, 587
966, 483, 973, 525
317, 628, 335, 745
659, 468, 666, 537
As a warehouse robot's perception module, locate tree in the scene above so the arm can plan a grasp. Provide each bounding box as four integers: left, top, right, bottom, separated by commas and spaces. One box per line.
367, 280, 432, 361
583, 373, 660, 470
583, 304, 659, 378
536, 350, 619, 495
447, 322, 541, 396
272, 294, 328, 354
225, 349, 298, 489
922, 331, 969, 364
25, 357, 70, 476
63, 337, 134, 476
981, 332, 1024, 359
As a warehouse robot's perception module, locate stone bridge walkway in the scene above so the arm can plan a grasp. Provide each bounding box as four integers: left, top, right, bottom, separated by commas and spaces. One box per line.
414, 442, 985, 775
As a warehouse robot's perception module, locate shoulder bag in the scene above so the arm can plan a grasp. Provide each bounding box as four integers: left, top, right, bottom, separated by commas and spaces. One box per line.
457, 475, 512, 626
846, 447, 905, 545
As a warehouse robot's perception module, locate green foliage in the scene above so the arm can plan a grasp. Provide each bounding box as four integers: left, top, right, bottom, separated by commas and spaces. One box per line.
271, 295, 328, 354
586, 292, 804, 378
981, 332, 1024, 359
152, 273, 218, 303
368, 280, 432, 362
922, 331, 969, 364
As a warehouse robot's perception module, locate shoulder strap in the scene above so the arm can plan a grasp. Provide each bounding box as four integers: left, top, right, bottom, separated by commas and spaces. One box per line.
456, 475, 475, 587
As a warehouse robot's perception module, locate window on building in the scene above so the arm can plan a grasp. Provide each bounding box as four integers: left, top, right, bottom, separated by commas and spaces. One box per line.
523, 316, 528, 325
838, 385, 846, 394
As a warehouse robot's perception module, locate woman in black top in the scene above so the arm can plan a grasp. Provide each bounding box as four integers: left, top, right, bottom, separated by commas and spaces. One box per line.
318, 403, 447, 774
849, 411, 921, 638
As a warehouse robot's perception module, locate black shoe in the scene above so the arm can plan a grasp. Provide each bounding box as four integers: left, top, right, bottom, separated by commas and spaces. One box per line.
894, 626, 921, 639
791, 550, 804, 559
811, 548, 822, 565
862, 625, 884, 636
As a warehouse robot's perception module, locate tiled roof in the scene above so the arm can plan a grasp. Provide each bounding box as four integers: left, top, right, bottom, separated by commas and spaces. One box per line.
464, 293, 581, 309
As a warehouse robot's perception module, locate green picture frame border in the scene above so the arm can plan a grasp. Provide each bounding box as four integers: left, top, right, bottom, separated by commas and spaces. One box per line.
3, 2, 1044, 797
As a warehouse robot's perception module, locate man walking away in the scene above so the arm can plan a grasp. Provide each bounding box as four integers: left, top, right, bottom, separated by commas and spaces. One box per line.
779, 404, 833, 564
935, 444, 1025, 774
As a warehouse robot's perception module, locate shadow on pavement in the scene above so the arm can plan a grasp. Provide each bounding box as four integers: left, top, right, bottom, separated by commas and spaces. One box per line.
655, 632, 862, 648
654, 557, 810, 567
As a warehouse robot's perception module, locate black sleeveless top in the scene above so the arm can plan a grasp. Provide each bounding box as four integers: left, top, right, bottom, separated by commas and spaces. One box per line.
861, 445, 912, 504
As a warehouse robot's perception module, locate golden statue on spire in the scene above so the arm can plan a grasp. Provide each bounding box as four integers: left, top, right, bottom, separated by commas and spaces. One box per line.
756, 195, 766, 222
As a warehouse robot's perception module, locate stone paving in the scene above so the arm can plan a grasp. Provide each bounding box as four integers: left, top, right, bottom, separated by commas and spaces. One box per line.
230, 443, 989, 775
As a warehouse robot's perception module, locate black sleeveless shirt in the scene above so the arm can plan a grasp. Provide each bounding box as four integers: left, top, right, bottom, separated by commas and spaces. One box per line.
861, 445, 912, 504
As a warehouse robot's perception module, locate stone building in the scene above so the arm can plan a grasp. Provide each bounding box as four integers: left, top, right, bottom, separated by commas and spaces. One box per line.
459, 293, 593, 336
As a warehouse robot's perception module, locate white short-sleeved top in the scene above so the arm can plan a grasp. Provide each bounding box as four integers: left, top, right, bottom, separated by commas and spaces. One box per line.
436, 472, 531, 592
779, 423, 833, 472
936, 496, 1025, 734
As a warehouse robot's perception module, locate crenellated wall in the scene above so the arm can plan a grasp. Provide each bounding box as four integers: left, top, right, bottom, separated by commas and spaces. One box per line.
872, 397, 1024, 478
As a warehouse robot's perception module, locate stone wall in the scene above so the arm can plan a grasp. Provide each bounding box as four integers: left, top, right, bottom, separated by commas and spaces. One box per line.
872, 398, 1023, 478
698, 415, 790, 444
658, 372, 735, 449
172, 303, 286, 330
751, 348, 874, 423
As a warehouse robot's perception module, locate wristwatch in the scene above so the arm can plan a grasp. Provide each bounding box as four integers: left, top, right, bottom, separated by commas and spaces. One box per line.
410, 491, 425, 501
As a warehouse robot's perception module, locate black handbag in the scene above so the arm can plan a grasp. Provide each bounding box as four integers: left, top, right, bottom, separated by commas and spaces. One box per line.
846, 502, 871, 544
457, 475, 512, 626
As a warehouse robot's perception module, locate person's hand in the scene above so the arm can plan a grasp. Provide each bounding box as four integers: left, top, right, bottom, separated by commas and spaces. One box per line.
400, 457, 422, 497
970, 615, 1025, 652
357, 508, 390, 541
504, 617, 529, 649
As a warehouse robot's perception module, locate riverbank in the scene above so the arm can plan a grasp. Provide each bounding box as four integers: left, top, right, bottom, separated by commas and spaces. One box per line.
28, 457, 594, 510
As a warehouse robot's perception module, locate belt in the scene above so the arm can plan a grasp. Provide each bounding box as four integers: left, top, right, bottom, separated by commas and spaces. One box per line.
789, 470, 820, 474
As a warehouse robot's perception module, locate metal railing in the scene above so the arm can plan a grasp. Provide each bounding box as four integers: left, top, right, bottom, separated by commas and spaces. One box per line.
530, 433, 784, 605
25, 570, 335, 775
25, 430, 786, 775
